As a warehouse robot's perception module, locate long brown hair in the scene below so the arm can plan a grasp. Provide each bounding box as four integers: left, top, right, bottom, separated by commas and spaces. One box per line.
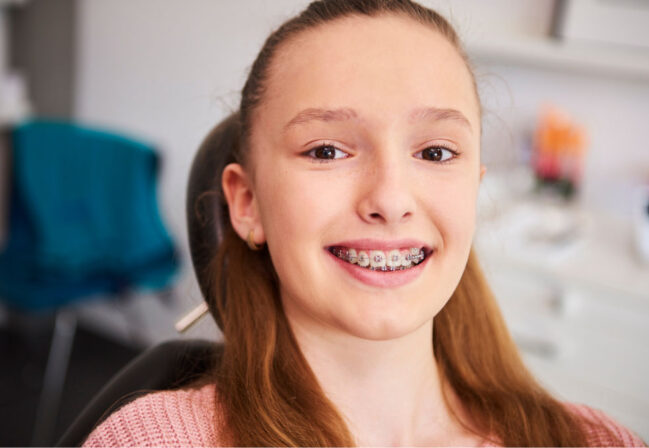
191, 0, 615, 445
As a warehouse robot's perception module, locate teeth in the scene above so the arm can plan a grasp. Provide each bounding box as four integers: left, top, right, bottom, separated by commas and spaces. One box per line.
400, 249, 412, 267
410, 247, 424, 263
357, 251, 370, 267
386, 250, 402, 269
369, 250, 386, 269
331, 246, 426, 271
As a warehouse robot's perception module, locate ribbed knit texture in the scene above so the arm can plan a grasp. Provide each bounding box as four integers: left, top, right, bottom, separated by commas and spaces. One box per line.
564, 402, 647, 447
83, 384, 220, 447
83, 383, 647, 447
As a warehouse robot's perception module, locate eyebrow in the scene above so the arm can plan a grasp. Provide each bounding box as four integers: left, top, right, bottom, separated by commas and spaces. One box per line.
408, 107, 472, 133
283, 107, 359, 131
283, 106, 472, 133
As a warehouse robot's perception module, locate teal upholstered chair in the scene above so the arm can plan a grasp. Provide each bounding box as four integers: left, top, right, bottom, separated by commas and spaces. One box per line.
0, 120, 180, 445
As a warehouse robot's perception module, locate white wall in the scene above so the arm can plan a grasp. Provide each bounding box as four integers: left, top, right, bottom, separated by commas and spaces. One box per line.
73, 0, 649, 343
74, 0, 312, 342
75, 0, 309, 256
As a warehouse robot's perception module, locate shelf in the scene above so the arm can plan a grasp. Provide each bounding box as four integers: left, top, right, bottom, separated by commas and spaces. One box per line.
475, 199, 649, 306
466, 35, 649, 82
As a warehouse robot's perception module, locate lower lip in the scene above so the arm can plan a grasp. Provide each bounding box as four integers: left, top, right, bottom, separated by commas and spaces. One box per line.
325, 249, 431, 288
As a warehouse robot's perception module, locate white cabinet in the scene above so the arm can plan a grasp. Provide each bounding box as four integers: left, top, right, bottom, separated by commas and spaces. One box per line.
475, 197, 649, 441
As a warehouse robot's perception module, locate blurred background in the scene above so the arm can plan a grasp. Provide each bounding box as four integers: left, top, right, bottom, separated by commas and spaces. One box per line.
0, 0, 648, 445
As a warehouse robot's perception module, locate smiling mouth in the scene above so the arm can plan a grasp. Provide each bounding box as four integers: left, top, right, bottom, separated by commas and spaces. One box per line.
327, 246, 429, 271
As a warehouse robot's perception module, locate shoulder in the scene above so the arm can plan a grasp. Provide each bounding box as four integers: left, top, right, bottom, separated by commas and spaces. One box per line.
82, 383, 222, 447
563, 402, 647, 447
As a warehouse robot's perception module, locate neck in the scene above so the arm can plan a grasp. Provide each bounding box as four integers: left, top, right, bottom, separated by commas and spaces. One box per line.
287, 315, 477, 446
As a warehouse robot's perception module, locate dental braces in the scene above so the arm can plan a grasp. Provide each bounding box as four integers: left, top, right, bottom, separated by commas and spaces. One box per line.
331, 247, 425, 270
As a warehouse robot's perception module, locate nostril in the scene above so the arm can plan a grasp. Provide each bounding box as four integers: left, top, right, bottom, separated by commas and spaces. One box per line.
369, 212, 382, 220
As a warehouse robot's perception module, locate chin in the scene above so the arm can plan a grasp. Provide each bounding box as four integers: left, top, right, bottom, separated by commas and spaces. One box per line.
338, 306, 434, 342
340, 282, 449, 339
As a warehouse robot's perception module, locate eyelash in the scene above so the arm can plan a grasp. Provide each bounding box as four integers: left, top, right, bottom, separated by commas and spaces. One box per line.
303, 143, 459, 164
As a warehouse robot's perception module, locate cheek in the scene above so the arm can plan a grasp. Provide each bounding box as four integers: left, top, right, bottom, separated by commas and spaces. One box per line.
425, 174, 479, 251
422, 177, 478, 304
254, 168, 349, 312
256, 168, 347, 249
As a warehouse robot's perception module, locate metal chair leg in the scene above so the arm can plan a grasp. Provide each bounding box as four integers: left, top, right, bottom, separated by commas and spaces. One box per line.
30, 310, 77, 447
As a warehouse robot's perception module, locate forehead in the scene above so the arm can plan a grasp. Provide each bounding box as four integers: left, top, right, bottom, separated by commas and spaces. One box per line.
257, 13, 480, 131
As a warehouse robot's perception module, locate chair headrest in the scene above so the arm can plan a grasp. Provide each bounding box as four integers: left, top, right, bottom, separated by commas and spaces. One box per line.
185, 113, 240, 305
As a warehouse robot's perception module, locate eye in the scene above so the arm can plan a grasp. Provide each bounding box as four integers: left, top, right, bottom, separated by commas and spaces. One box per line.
415, 146, 458, 163
304, 144, 350, 161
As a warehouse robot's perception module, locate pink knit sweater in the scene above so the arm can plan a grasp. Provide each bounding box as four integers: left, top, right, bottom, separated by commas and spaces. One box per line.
83, 383, 647, 447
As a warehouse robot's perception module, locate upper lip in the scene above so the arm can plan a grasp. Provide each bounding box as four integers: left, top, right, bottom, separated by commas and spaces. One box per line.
326, 238, 433, 253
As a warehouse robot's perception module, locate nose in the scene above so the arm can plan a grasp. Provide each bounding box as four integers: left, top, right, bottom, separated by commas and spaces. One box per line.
356, 149, 415, 225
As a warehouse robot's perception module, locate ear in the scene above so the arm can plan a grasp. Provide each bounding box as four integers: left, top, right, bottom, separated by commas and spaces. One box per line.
479, 164, 487, 182
221, 163, 265, 245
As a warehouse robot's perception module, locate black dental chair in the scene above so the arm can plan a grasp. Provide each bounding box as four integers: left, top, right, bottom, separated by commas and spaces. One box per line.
56, 116, 237, 447
56, 339, 222, 446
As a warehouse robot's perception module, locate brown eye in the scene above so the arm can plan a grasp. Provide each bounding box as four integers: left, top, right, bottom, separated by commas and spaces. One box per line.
418, 146, 456, 162
306, 144, 349, 161
314, 145, 336, 159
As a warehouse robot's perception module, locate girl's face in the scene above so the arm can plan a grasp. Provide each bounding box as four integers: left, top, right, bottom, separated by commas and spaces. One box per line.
228, 14, 484, 341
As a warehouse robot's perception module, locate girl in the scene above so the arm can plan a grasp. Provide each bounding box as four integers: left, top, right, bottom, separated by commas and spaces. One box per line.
84, 0, 646, 446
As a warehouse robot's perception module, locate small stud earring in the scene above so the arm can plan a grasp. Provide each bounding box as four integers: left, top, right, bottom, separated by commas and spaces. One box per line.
247, 229, 263, 251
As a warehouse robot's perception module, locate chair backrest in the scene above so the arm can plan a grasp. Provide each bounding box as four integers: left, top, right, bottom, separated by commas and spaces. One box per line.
56, 339, 223, 447
185, 114, 239, 323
